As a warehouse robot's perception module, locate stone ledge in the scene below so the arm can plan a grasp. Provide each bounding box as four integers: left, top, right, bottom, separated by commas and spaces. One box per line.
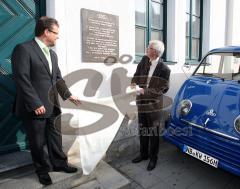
0, 168, 84, 189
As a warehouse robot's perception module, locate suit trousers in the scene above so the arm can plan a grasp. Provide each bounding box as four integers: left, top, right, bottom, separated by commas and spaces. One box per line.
138, 112, 160, 160
22, 109, 67, 174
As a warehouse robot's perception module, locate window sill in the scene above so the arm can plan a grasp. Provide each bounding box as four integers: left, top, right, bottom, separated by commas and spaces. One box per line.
164, 60, 177, 65
185, 60, 200, 65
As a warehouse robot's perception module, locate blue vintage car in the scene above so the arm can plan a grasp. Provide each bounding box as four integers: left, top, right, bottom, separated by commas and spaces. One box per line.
164, 46, 240, 176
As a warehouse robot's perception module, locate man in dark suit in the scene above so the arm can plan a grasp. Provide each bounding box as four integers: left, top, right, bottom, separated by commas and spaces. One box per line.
131, 40, 170, 171
11, 16, 81, 185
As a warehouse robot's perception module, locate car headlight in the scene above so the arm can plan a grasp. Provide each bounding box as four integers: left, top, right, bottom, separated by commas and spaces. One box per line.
234, 115, 240, 134
178, 99, 192, 116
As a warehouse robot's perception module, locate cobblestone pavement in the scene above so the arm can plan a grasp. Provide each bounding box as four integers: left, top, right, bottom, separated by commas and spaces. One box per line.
110, 141, 240, 189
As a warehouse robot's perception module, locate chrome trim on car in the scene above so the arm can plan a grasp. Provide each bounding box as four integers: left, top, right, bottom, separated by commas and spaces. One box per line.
205, 128, 240, 141
181, 119, 205, 129
181, 119, 240, 141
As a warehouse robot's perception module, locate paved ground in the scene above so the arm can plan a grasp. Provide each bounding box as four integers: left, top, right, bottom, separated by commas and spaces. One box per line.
110, 141, 240, 189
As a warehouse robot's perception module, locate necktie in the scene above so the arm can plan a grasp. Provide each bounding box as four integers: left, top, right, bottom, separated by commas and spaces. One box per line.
43, 47, 52, 73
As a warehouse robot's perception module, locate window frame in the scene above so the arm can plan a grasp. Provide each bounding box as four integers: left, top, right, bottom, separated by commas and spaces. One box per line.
135, 0, 166, 63
185, 0, 203, 64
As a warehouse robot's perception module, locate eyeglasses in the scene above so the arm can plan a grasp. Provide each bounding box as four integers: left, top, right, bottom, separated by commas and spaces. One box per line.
48, 29, 59, 35
147, 47, 155, 51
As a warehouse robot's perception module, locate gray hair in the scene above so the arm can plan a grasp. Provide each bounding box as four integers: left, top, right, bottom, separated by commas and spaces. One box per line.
149, 40, 165, 57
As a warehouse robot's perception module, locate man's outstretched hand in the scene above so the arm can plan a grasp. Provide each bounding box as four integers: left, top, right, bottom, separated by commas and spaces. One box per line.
68, 95, 81, 106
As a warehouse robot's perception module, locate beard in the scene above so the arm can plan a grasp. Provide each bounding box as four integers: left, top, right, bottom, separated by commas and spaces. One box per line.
49, 42, 55, 47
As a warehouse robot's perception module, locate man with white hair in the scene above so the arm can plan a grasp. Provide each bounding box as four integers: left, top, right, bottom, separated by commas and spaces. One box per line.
131, 40, 170, 171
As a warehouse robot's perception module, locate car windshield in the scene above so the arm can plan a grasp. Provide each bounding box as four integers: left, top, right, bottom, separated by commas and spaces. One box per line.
194, 52, 240, 80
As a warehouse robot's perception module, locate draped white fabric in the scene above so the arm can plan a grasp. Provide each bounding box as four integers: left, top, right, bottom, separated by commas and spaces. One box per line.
62, 88, 138, 175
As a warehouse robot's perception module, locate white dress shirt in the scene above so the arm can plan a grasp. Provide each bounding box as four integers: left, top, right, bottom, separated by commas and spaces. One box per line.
147, 57, 159, 86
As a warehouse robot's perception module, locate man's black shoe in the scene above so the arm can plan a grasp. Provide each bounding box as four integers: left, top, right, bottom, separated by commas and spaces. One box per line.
37, 173, 52, 186
53, 166, 78, 173
147, 158, 157, 171
132, 155, 148, 163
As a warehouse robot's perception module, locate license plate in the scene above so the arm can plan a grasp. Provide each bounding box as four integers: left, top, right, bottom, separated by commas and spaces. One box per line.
183, 145, 219, 168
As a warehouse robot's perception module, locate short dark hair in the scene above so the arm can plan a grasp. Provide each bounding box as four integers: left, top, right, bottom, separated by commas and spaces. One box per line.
35, 16, 59, 37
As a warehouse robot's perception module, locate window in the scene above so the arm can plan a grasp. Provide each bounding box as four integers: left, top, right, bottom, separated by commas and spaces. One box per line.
135, 0, 165, 62
186, 0, 202, 61
195, 53, 240, 80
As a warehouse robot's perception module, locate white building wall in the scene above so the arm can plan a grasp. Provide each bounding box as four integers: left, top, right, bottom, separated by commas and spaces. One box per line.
45, 0, 240, 96
208, 0, 227, 50
43, 0, 240, 161
225, 0, 240, 46
166, 0, 190, 99
166, 0, 177, 63
203, 0, 240, 55
202, 0, 211, 56
46, 0, 135, 100
44, 0, 240, 121
201, 0, 228, 56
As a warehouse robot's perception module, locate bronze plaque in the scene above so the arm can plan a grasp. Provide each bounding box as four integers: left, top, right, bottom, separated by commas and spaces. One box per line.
81, 8, 119, 63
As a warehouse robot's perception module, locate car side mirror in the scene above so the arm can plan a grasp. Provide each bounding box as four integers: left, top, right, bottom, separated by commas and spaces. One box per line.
181, 63, 192, 79
183, 62, 191, 70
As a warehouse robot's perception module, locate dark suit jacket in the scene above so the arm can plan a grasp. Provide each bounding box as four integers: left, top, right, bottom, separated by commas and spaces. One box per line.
11, 39, 72, 118
132, 55, 170, 122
